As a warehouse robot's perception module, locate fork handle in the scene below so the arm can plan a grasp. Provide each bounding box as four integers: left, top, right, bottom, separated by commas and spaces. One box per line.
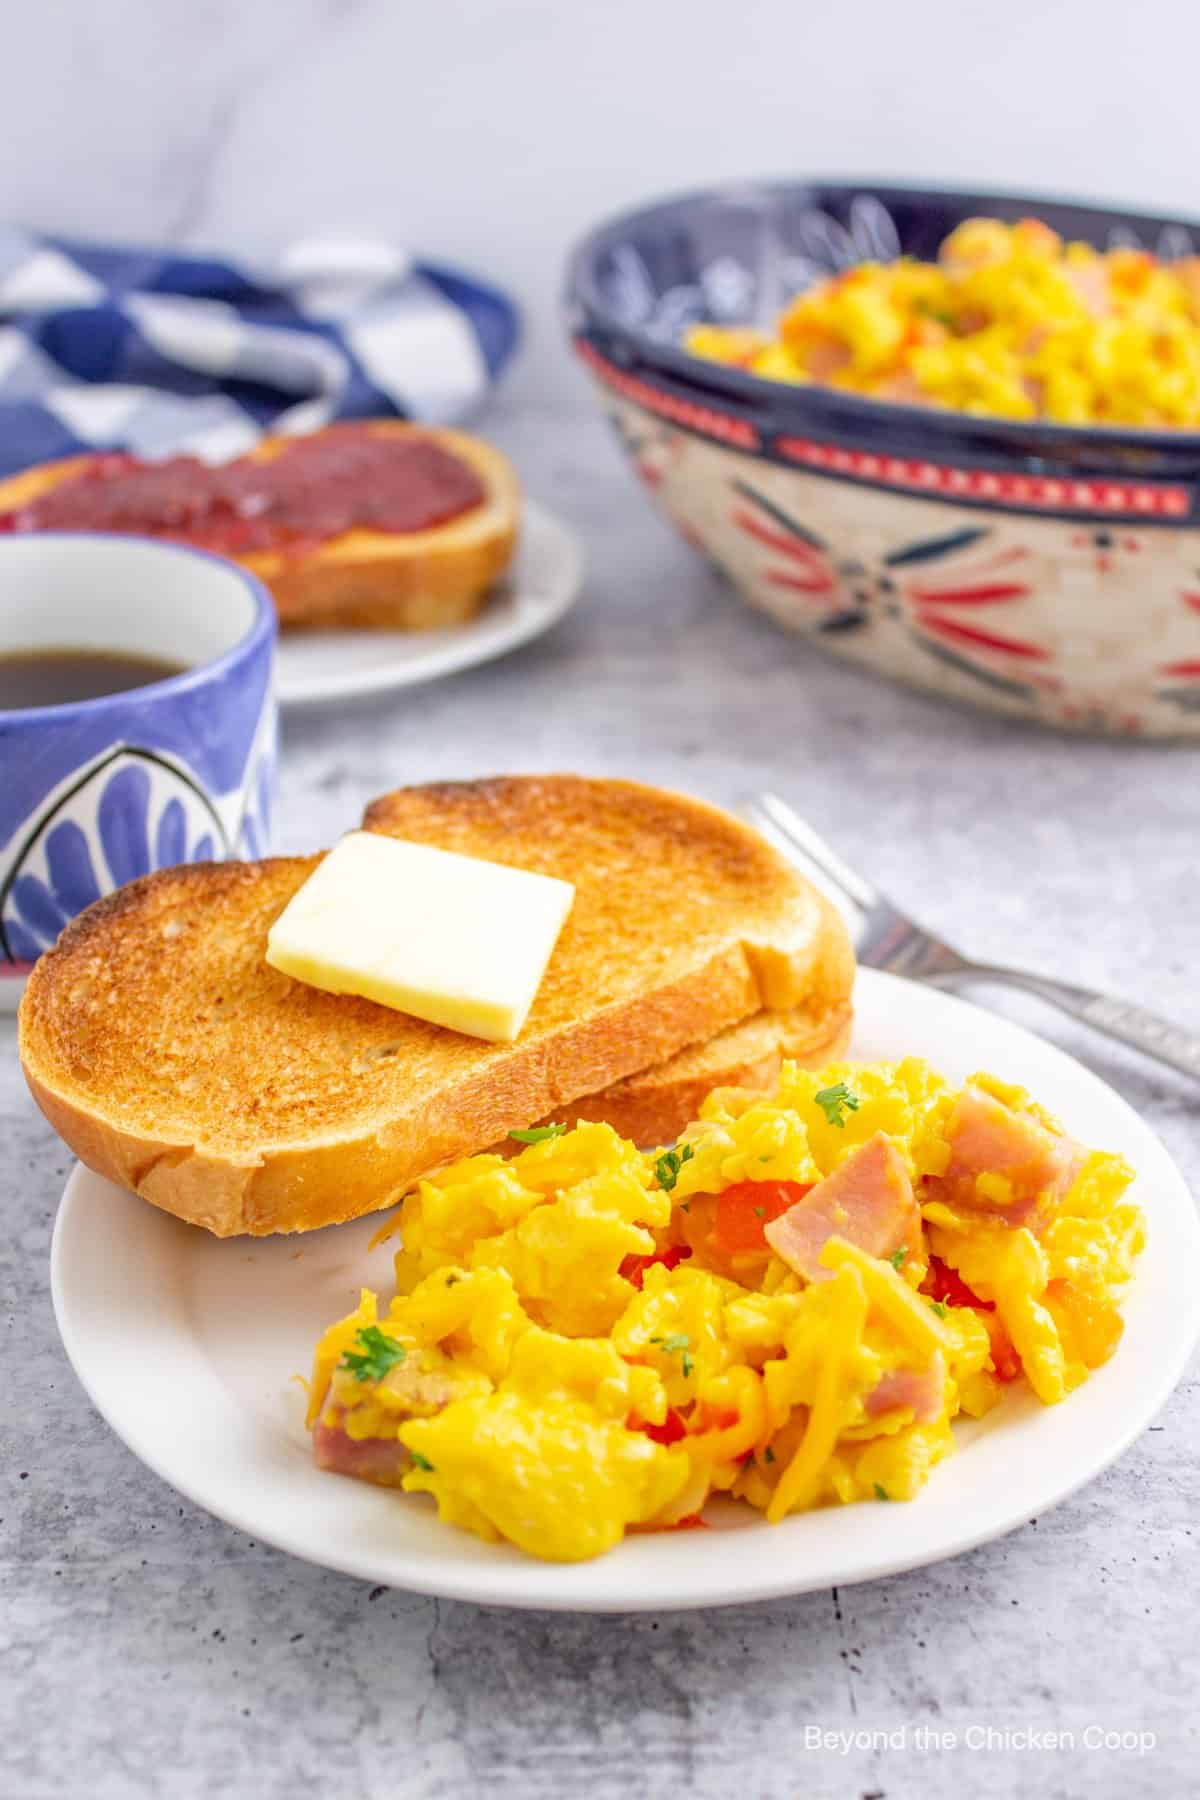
935, 964, 1200, 1081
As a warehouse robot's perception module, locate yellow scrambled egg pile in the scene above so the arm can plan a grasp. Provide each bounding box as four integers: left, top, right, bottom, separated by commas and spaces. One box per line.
687, 217, 1200, 426
307, 1060, 1144, 1563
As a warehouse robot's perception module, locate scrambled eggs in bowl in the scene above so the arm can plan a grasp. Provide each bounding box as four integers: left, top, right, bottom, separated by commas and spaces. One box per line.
307, 1060, 1144, 1563
687, 218, 1200, 427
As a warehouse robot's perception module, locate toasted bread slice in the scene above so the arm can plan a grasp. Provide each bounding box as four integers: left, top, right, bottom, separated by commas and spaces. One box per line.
20, 777, 854, 1237
0, 421, 519, 632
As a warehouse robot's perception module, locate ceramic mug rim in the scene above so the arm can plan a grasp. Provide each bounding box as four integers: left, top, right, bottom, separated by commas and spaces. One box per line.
0, 532, 276, 726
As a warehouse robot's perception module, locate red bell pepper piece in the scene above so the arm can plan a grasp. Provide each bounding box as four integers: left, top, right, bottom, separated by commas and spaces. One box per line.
619, 1244, 692, 1290
712, 1180, 814, 1256
923, 1255, 1021, 1382
631, 1407, 689, 1447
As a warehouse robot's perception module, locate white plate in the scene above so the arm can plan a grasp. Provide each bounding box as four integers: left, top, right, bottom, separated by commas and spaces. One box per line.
274, 499, 582, 706
50, 969, 1199, 1612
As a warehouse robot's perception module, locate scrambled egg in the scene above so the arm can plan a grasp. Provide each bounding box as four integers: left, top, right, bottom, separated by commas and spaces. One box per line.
687, 217, 1200, 426
307, 1060, 1143, 1562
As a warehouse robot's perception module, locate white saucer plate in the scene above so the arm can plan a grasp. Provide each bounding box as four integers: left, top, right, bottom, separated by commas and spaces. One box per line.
274, 498, 582, 706
51, 969, 1199, 1612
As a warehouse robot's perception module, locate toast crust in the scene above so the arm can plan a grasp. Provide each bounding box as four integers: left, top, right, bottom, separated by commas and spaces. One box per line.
19, 777, 855, 1237
0, 422, 520, 632
535, 1000, 854, 1147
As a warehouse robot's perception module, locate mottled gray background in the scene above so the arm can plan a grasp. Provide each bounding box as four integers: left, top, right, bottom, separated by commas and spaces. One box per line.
2, 403, 1196, 1798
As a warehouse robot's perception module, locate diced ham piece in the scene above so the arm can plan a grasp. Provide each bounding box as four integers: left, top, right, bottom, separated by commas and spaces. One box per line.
1063, 260, 1112, 319
803, 339, 853, 381
312, 1357, 460, 1487
924, 1084, 1083, 1219
874, 371, 925, 405
865, 1351, 945, 1424
313, 1418, 410, 1487
1173, 259, 1200, 308
764, 1132, 920, 1282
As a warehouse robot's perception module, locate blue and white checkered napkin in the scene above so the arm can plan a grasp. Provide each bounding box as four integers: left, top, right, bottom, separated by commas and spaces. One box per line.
0, 230, 520, 477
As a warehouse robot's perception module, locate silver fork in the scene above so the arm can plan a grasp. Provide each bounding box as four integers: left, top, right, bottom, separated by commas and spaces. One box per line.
750, 791, 1200, 1083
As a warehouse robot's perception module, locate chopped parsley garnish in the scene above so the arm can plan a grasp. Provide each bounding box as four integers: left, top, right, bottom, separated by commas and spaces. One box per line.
928, 1300, 948, 1320
753, 1205, 765, 1219
509, 1122, 567, 1144
339, 1326, 407, 1383
650, 1331, 694, 1378
815, 1082, 861, 1129
654, 1144, 694, 1192
764, 1446, 776, 1465
409, 1450, 435, 1472
874, 1482, 891, 1502
889, 1246, 908, 1270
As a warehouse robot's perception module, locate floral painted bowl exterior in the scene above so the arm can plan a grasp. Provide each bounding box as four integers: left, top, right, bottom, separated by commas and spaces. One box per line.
0, 535, 275, 1005
566, 181, 1200, 735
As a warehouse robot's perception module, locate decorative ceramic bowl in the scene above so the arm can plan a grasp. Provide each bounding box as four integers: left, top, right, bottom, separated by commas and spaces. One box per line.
566, 181, 1200, 735
0, 535, 276, 1007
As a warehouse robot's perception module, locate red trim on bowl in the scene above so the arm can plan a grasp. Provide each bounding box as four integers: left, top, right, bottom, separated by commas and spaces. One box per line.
575, 340, 760, 451
774, 436, 1192, 518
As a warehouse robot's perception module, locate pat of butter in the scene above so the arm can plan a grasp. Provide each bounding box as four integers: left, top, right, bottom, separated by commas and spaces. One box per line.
265, 831, 574, 1042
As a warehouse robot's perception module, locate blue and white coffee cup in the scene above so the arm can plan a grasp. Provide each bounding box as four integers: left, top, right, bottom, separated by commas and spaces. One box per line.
0, 534, 276, 1009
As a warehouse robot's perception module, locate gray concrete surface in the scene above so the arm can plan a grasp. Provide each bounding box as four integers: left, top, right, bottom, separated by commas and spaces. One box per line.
2, 402, 1196, 1799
